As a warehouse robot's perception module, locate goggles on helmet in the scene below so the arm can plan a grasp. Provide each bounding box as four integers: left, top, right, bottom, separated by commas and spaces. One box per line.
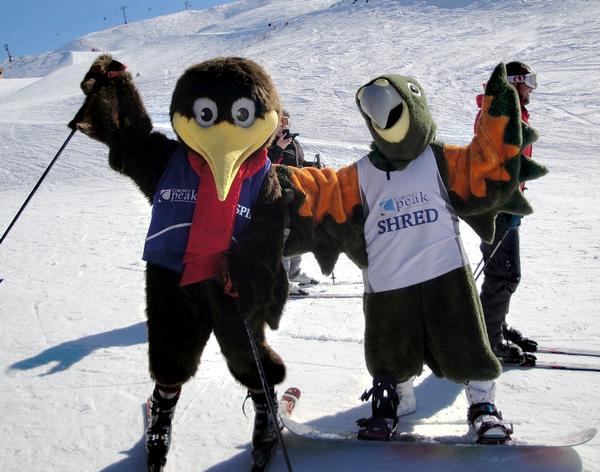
507, 73, 537, 89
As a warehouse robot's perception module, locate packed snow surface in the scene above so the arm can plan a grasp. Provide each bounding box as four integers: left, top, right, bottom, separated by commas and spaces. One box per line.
1, 0, 599, 471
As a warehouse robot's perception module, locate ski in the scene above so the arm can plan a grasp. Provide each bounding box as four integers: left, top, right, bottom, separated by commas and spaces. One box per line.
536, 346, 600, 358
281, 414, 597, 448
252, 387, 301, 472
502, 359, 600, 373
289, 293, 362, 299
318, 280, 363, 286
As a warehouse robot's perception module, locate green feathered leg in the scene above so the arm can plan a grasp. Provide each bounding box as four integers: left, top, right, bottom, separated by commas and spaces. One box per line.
364, 268, 501, 384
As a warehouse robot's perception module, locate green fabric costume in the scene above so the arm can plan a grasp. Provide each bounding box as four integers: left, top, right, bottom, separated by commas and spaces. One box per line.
280, 63, 547, 383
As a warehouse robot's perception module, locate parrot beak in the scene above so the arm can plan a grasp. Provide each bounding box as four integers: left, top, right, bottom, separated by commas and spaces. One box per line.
357, 78, 410, 143
172, 110, 278, 201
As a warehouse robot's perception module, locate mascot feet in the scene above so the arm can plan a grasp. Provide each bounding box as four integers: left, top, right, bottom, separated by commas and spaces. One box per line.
466, 380, 512, 444
396, 377, 417, 417
357, 374, 399, 440
249, 389, 282, 472
146, 386, 180, 471
468, 402, 513, 444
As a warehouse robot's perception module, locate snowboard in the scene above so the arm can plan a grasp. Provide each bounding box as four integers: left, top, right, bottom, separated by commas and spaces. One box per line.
280, 414, 596, 448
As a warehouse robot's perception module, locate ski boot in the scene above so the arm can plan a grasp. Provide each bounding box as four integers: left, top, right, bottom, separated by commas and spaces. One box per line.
288, 282, 310, 296
503, 324, 538, 352
146, 386, 181, 471
357, 374, 399, 441
396, 377, 417, 417
249, 388, 282, 472
289, 271, 319, 286
493, 340, 536, 366
466, 380, 512, 444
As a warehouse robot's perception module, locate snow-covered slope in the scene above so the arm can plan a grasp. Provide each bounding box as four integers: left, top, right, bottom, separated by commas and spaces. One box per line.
1, 0, 599, 471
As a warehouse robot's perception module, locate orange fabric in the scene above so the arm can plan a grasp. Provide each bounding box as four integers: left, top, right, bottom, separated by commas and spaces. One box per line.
444, 96, 521, 200
290, 164, 361, 224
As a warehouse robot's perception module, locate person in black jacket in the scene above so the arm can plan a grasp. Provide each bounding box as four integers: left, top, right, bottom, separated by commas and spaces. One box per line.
268, 110, 319, 294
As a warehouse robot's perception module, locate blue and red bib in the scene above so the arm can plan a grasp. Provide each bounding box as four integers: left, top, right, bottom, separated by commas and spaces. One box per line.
143, 145, 270, 285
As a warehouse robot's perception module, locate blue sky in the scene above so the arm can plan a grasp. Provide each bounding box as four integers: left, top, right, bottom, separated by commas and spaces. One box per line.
1, 0, 234, 59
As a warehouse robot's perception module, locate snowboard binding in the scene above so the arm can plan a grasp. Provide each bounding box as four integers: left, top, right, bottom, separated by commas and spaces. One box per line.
468, 402, 513, 444
357, 374, 399, 441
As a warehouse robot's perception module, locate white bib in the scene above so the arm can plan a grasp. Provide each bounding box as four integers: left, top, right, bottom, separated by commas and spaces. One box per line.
357, 147, 467, 293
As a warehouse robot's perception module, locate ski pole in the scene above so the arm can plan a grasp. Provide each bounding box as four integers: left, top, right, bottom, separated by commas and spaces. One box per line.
473, 226, 513, 281
0, 128, 77, 245
243, 318, 294, 472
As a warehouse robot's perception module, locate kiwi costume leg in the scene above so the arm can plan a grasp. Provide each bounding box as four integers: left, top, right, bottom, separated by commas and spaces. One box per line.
146, 264, 214, 387
209, 285, 286, 390
145, 263, 214, 470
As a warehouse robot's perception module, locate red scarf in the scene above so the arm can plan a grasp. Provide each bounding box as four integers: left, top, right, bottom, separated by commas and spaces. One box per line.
180, 148, 268, 286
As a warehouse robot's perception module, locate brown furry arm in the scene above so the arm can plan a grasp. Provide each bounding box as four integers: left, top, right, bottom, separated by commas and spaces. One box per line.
69, 54, 177, 200
226, 168, 288, 329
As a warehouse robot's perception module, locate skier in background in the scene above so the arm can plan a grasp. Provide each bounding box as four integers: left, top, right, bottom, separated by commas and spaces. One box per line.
475, 61, 539, 364
268, 110, 320, 295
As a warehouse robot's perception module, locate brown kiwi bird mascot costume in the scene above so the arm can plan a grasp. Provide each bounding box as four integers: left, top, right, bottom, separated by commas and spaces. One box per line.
275, 63, 547, 443
70, 55, 292, 471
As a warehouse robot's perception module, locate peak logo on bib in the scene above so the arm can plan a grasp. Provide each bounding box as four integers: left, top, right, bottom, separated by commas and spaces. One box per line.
379, 191, 430, 216
377, 190, 438, 234
159, 188, 197, 203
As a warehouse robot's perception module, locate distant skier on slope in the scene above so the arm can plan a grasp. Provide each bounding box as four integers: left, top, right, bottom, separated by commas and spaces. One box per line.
268, 109, 320, 295
475, 61, 540, 365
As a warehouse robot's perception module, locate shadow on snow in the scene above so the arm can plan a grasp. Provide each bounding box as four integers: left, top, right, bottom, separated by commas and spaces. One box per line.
8, 321, 147, 375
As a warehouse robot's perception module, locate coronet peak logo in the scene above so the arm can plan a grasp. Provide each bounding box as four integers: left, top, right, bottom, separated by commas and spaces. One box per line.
159, 188, 197, 203
379, 191, 430, 215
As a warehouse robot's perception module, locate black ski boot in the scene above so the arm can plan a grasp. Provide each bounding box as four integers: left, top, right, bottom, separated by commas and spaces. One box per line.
146, 386, 180, 472
249, 389, 282, 472
357, 374, 399, 441
493, 340, 536, 365
503, 324, 538, 352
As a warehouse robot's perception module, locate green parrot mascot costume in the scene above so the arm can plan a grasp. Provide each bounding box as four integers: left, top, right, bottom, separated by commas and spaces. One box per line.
276, 63, 547, 443
70, 55, 294, 472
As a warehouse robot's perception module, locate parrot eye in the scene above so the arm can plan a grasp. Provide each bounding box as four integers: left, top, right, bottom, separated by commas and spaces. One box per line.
193, 98, 218, 127
232, 98, 256, 128
407, 82, 421, 96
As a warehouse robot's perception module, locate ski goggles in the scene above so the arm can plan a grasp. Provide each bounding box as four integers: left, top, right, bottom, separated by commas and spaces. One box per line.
507, 73, 537, 89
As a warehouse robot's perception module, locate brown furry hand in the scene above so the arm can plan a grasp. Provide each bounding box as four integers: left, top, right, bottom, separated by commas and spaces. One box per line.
68, 54, 148, 147
80, 54, 129, 95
